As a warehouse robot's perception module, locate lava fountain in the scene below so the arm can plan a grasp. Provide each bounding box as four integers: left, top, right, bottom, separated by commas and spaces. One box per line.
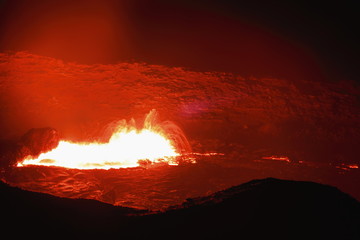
17, 110, 191, 169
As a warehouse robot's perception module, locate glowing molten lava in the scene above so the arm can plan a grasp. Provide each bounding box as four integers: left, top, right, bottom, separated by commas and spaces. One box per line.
18, 110, 189, 169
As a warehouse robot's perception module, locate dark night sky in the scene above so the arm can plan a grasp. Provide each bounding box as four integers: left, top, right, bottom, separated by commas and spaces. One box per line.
0, 0, 358, 82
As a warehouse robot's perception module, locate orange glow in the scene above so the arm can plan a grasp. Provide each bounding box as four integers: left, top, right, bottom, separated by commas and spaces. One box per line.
262, 156, 290, 162
17, 110, 186, 169
336, 164, 359, 170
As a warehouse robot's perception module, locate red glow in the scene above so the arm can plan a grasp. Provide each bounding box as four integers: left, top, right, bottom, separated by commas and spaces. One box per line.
348, 164, 359, 169
0, 1, 324, 80
0, 0, 132, 64
262, 156, 290, 162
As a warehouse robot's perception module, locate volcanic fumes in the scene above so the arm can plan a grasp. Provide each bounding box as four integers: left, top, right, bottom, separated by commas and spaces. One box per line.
17, 110, 191, 169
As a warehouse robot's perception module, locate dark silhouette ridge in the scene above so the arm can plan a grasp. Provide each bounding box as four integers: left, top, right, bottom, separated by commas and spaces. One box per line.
1, 178, 359, 239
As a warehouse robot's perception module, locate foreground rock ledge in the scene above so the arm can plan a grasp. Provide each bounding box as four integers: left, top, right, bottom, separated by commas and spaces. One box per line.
1, 178, 359, 239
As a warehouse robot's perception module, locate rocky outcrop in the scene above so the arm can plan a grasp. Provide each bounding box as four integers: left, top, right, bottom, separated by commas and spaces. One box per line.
0, 128, 59, 168
19, 127, 60, 157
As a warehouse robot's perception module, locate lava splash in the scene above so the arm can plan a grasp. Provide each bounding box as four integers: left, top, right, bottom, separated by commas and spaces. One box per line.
17, 110, 190, 169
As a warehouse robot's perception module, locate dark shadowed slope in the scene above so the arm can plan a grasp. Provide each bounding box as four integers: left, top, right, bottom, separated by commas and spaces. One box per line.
1, 178, 359, 239
0, 180, 146, 238
143, 178, 360, 239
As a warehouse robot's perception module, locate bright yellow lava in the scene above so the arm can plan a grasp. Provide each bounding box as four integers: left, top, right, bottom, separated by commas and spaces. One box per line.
18, 129, 179, 169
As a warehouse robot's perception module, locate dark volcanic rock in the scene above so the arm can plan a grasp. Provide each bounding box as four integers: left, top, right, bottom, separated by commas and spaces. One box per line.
0, 128, 60, 168
1, 178, 359, 239
20, 127, 60, 157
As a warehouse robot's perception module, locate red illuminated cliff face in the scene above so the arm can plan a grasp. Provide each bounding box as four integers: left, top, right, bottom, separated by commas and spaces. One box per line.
0, 52, 359, 209
0, 52, 359, 162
